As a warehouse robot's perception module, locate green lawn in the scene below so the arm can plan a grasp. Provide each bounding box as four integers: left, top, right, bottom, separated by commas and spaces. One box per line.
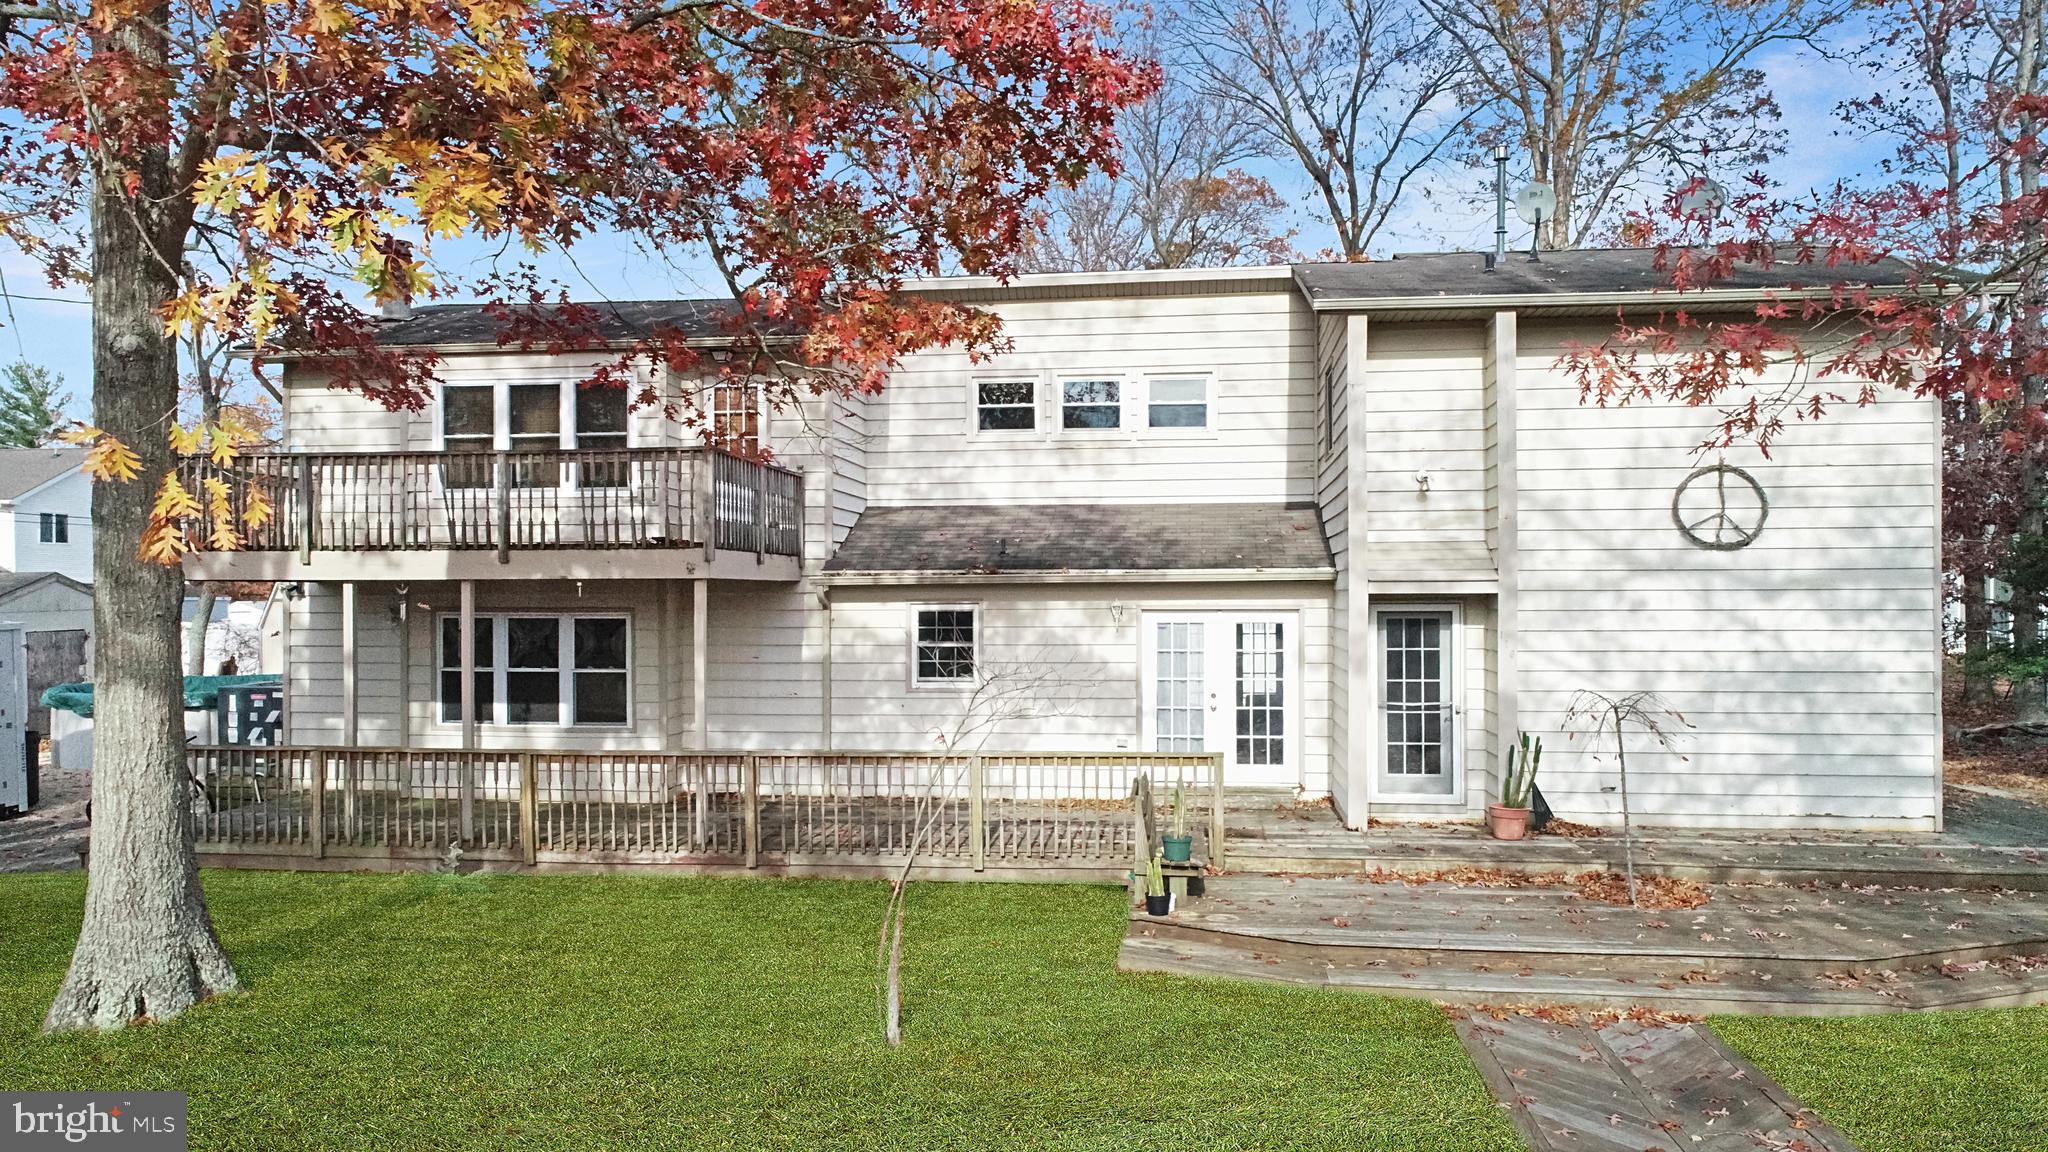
0, 871, 1515, 1151
1715, 1008, 2048, 1152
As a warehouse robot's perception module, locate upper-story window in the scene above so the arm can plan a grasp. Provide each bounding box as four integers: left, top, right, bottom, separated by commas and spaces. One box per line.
39, 512, 68, 544
441, 380, 630, 488
1061, 378, 1122, 430
976, 379, 1036, 431
711, 381, 762, 456
1145, 376, 1209, 430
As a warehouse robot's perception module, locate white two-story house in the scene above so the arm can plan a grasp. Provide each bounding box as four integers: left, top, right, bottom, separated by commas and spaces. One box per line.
188, 251, 1943, 833
0, 447, 93, 583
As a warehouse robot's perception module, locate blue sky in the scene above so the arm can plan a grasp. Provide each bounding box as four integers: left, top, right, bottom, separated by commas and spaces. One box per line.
5, 25, 1889, 422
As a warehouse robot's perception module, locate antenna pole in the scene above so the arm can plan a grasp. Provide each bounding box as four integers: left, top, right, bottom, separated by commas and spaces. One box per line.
1530, 209, 1541, 262
1493, 144, 1508, 263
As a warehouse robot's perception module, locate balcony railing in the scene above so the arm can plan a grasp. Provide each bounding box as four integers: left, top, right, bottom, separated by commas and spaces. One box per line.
178, 448, 803, 562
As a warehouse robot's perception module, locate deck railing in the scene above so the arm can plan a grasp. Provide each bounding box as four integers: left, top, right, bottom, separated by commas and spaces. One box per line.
176, 447, 803, 562
184, 747, 1226, 876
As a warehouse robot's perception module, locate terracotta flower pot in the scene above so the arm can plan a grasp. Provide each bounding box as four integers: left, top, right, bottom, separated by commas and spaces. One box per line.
1487, 803, 1531, 841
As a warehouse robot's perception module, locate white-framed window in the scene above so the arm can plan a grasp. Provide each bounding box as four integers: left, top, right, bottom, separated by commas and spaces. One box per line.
710, 381, 763, 456
1060, 377, 1123, 431
911, 605, 978, 686
38, 512, 68, 544
437, 613, 632, 727
438, 379, 630, 489
974, 378, 1037, 432
1145, 375, 1209, 430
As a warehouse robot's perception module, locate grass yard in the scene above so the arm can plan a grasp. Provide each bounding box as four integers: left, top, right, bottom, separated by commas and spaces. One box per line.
0, 871, 1516, 1151
1714, 1008, 2048, 1152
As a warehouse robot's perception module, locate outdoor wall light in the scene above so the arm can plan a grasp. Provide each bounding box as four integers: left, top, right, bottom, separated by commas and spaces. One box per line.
1108, 601, 1124, 627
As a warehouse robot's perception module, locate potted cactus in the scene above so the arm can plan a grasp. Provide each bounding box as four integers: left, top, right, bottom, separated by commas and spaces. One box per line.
1161, 778, 1194, 863
1488, 731, 1542, 840
1143, 848, 1171, 916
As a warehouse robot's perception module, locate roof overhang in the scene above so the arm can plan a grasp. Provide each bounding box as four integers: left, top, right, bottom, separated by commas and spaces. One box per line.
1297, 277, 2004, 321
818, 566, 1337, 587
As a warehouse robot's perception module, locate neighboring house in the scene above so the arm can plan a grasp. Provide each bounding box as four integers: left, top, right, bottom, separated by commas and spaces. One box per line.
0, 570, 92, 737
0, 447, 92, 583
186, 251, 1942, 832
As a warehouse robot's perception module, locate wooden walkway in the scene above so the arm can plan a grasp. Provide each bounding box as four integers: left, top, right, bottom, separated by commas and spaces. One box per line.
1223, 790, 2048, 890
1454, 1015, 1861, 1152
1118, 874, 2048, 1014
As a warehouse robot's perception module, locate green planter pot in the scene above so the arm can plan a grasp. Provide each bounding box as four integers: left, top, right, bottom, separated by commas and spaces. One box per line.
1161, 834, 1193, 863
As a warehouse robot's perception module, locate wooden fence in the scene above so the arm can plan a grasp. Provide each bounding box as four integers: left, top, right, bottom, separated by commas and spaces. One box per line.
185, 747, 1225, 878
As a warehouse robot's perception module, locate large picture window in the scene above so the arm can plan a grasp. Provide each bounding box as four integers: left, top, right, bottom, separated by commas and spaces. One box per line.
438, 613, 632, 726
912, 606, 977, 685
439, 380, 627, 489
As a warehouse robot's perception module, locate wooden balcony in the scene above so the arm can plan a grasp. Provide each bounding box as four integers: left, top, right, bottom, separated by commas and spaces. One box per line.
178, 448, 804, 582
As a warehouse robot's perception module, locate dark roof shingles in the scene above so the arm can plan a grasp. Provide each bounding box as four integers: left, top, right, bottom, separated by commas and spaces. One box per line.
1292, 248, 1918, 302
371, 299, 789, 348
824, 503, 1333, 575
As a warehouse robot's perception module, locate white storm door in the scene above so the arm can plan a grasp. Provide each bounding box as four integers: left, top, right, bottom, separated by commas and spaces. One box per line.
1375, 609, 1458, 800
1141, 613, 1298, 787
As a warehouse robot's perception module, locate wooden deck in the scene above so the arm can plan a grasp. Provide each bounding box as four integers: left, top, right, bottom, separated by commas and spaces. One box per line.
1118, 873, 2048, 1015
1455, 1015, 1862, 1152
1221, 788, 2048, 890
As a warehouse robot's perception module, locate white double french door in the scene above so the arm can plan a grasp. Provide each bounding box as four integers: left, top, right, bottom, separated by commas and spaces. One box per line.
1140, 613, 1298, 787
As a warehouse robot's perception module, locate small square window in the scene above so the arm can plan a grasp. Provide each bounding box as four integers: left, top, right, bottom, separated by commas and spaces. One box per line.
1147, 377, 1208, 429
39, 513, 67, 543
976, 379, 1036, 431
1061, 379, 1121, 430
914, 607, 977, 684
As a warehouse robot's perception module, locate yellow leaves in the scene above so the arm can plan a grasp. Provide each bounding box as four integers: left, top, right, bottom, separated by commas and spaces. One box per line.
139, 475, 199, 565
202, 478, 242, 552
308, 0, 356, 35
62, 427, 144, 483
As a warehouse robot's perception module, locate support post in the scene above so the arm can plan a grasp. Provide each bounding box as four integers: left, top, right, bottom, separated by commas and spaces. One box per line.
297, 459, 315, 563
494, 450, 512, 564
459, 580, 477, 841
699, 453, 717, 561
342, 751, 357, 843
519, 751, 537, 865
1209, 752, 1226, 872
968, 754, 986, 872
692, 578, 709, 750
309, 748, 327, 859
754, 463, 768, 564
743, 753, 760, 868
340, 582, 358, 748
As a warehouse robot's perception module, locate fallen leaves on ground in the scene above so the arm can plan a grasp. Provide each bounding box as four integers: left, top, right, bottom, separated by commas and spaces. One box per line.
1538, 819, 1607, 839
1574, 871, 1712, 909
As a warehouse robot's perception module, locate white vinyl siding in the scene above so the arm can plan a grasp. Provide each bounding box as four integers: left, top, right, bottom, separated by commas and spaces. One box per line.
865, 290, 1315, 505
1507, 319, 1941, 830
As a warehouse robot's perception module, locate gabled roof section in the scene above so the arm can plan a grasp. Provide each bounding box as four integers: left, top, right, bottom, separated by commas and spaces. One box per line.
823, 503, 1334, 579
0, 447, 84, 502
1293, 249, 1919, 314
0, 571, 91, 602
366, 298, 799, 350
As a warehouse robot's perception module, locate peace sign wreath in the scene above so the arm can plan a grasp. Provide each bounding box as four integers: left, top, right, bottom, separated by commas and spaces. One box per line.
1671, 463, 1768, 550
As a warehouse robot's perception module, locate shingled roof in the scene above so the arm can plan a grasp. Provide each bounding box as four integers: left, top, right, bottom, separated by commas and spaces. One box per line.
369, 299, 799, 348
0, 447, 83, 501
1292, 248, 1919, 305
823, 503, 1333, 576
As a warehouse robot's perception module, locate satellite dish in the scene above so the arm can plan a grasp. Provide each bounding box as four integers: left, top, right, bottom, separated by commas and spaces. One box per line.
1677, 177, 1728, 217
1514, 182, 1557, 225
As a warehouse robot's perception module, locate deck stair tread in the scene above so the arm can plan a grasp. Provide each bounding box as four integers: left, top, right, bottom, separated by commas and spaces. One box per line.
1117, 874, 2048, 1015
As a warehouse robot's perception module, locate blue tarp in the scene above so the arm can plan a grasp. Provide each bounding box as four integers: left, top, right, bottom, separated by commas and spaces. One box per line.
41, 674, 283, 719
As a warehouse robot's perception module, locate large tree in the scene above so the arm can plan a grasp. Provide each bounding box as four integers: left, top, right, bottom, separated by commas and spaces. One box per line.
0, 0, 1148, 1032
1023, 49, 1294, 272
1180, 0, 1472, 259
1423, 0, 1847, 249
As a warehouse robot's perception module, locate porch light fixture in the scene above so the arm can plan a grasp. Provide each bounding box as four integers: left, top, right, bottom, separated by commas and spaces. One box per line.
1108, 601, 1124, 627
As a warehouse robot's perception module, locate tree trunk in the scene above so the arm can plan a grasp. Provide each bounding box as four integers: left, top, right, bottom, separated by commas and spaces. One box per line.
43, 10, 238, 1033
1962, 570, 1993, 704
183, 587, 215, 676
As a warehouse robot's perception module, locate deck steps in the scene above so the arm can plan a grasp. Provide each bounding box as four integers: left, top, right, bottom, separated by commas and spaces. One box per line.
1115, 874, 2048, 1015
